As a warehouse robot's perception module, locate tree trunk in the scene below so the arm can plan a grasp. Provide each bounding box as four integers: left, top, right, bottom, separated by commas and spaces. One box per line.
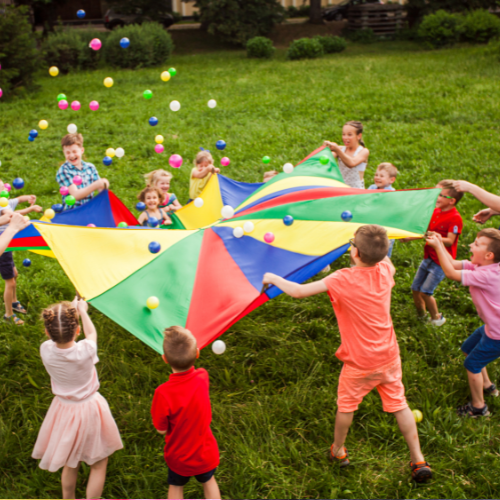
309, 0, 323, 24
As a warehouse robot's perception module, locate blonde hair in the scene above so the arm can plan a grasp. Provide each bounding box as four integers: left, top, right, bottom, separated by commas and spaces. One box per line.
354, 225, 389, 266
163, 326, 198, 370
144, 169, 172, 187
377, 163, 398, 179
195, 151, 214, 166
61, 133, 83, 148
42, 301, 80, 344
138, 186, 163, 203
344, 121, 365, 147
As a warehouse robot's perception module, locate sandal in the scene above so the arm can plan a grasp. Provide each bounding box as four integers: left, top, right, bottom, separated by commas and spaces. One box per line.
12, 301, 27, 314
457, 402, 490, 418
410, 461, 433, 483
484, 384, 499, 397
4, 314, 24, 326
329, 444, 350, 467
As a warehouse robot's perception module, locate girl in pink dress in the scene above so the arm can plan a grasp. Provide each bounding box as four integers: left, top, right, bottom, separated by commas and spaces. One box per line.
32, 298, 123, 500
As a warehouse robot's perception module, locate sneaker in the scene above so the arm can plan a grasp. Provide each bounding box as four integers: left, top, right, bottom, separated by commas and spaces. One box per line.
430, 314, 446, 327
457, 402, 490, 418
417, 312, 429, 324
485, 384, 499, 397
410, 461, 433, 483
321, 265, 331, 273
329, 445, 350, 467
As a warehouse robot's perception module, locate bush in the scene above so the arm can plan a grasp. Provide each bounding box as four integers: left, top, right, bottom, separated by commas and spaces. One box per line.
246, 36, 275, 58
287, 37, 324, 60
314, 35, 347, 53
103, 22, 174, 68
0, 5, 40, 97
461, 9, 500, 43
347, 28, 376, 44
418, 10, 461, 48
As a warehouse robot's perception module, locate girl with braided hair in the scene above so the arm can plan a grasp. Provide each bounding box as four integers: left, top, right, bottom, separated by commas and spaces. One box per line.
32, 298, 122, 499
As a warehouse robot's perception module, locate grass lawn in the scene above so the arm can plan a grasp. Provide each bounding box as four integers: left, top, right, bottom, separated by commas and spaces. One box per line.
1, 41, 500, 499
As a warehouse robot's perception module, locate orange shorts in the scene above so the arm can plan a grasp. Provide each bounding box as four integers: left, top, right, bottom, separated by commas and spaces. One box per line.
337, 358, 408, 413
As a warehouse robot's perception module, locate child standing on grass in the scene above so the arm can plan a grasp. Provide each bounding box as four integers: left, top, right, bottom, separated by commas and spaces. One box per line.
32, 299, 123, 499
190, 151, 220, 201
144, 169, 182, 212
426, 229, 500, 418
151, 326, 221, 500
263, 225, 432, 483
137, 187, 172, 226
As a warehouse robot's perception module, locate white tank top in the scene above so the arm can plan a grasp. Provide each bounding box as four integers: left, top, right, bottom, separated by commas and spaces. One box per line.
337, 146, 367, 189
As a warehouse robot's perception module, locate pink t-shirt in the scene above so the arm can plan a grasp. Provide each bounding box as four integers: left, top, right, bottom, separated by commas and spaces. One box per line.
462, 261, 500, 340
323, 261, 400, 371
40, 338, 100, 401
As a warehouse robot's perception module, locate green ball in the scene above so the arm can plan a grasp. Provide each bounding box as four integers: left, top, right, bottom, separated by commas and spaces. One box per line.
168, 67, 177, 77
0, 190, 9, 198
262, 156, 271, 164
65, 195, 76, 206
320, 155, 329, 165
143, 89, 153, 100
117, 222, 128, 228
57, 93, 67, 102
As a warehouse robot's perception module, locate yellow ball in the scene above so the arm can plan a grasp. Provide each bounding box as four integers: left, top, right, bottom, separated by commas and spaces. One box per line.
39, 120, 48, 130
161, 71, 171, 82
24, 216, 30, 222
44, 208, 55, 219
49, 66, 59, 77
0, 198, 8, 208
106, 148, 116, 158
155, 135, 164, 144
412, 409, 423, 423
146, 296, 159, 309
104, 77, 114, 88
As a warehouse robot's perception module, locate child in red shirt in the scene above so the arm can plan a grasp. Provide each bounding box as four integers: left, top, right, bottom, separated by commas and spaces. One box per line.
151, 326, 220, 499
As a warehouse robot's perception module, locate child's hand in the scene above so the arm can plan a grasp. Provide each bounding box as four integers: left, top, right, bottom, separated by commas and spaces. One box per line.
262, 272, 278, 285
214, 167, 220, 174
31, 205, 43, 213
28, 195, 36, 206
8, 212, 29, 232
76, 298, 89, 314
473, 208, 495, 224
99, 179, 110, 191
425, 232, 441, 248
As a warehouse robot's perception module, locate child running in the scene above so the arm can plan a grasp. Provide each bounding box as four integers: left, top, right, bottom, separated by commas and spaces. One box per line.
144, 169, 182, 212
324, 121, 370, 188
190, 151, 220, 201
32, 299, 123, 499
426, 229, 500, 417
151, 326, 221, 499
137, 187, 172, 227
262, 225, 432, 482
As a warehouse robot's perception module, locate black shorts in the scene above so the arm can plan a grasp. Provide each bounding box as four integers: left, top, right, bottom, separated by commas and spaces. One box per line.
167, 467, 216, 487
0, 252, 15, 280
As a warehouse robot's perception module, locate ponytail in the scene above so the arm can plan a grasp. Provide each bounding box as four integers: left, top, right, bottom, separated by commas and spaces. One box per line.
345, 120, 365, 147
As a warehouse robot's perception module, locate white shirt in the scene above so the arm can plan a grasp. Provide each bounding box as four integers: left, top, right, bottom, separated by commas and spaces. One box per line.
338, 146, 367, 189
0, 199, 19, 234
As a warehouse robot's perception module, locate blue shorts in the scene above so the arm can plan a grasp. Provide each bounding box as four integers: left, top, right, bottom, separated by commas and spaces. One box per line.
411, 258, 445, 295
387, 239, 395, 258
168, 467, 216, 487
462, 325, 500, 374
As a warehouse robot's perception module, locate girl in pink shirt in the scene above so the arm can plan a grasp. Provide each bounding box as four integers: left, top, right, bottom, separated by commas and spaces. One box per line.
32, 299, 123, 499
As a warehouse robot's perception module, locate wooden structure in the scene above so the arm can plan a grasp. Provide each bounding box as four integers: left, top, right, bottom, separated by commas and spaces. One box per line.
347, 3, 406, 36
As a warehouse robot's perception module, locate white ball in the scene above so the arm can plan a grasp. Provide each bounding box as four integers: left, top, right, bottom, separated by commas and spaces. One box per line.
67, 123, 77, 134
212, 340, 226, 355
194, 197, 204, 208
221, 205, 234, 219
233, 227, 244, 238
115, 147, 125, 158
243, 221, 254, 233
0, 161, 2, 167
208, 99, 217, 109
170, 100, 181, 112
283, 162, 294, 174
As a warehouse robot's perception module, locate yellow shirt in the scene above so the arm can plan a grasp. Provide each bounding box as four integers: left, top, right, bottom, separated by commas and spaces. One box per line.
189, 168, 212, 199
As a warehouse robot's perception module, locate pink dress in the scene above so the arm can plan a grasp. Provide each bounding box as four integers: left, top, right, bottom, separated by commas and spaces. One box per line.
32, 339, 123, 472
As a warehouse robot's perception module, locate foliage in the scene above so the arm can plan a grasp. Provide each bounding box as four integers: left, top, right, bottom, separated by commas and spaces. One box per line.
246, 36, 275, 59
287, 37, 324, 60
0, 5, 40, 97
103, 0, 174, 18
314, 35, 347, 54
193, 0, 286, 46
461, 9, 500, 44
103, 23, 174, 69
346, 28, 376, 44
418, 10, 462, 48
286, 3, 310, 18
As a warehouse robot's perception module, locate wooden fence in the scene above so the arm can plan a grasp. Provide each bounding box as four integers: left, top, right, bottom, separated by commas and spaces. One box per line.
347, 3, 406, 35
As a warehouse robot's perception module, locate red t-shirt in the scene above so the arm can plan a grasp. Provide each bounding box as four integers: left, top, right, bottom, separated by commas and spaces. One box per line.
151, 367, 219, 476
424, 207, 463, 265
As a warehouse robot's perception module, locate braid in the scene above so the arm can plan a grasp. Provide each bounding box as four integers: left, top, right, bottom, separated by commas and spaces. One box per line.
42, 301, 79, 343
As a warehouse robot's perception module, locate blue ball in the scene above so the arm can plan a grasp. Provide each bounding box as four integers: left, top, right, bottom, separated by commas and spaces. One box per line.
52, 203, 63, 213
216, 140, 226, 151
136, 201, 146, 211
102, 156, 112, 166
22, 258, 31, 268
12, 178, 24, 189
29, 129, 38, 138
147, 217, 159, 228
77, 9, 85, 18
120, 37, 130, 49
149, 116, 158, 126
283, 215, 294, 226
341, 210, 353, 222
28, 135, 35, 142
148, 241, 161, 253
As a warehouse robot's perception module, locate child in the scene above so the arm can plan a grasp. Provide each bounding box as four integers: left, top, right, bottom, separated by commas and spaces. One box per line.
409, 180, 463, 326
0, 178, 42, 325
324, 121, 370, 189
190, 151, 220, 201
32, 299, 123, 499
426, 229, 500, 417
137, 187, 171, 227
263, 225, 432, 483
367, 163, 398, 191
56, 134, 109, 210
144, 169, 182, 212
151, 326, 221, 500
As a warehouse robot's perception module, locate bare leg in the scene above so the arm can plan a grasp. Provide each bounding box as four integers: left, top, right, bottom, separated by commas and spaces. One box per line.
412, 290, 426, 316
394, 407, 425, 464
4, 277, 15, 317
202, 476, 221, 499
61, 463, 80, 500
331, 410, 354, 457
86, 457, 108, 500
481, 367, 493, 389
421, 294, 440, 320
12, 268, 18, 303
467, 370, 485, 408
168, 485, 184, 499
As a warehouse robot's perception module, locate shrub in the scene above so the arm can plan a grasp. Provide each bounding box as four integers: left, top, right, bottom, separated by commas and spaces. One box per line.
461, 9, 500, 44
314, 35, 347, 53
347, 28, 376, 44
418, 10, 461, 48
0, 5, 40, 97
287, 37, 324, 60
246, 36, 275, 58
103, 22, 174, 68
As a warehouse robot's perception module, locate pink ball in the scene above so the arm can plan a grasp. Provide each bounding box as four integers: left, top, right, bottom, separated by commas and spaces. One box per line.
220, 157, 230, 167
59, 186, 69, 196
264, 232, 275, 244
154, 144, 164, 154
4, 183, 11, 192
87, 223, 96, 227
169, 154, 183, 169
89, 100, 99, 111
71, 100, 81, 111
90, 38, 102, 51
73, 175, 82, 186
0, 88, 2, 98
58, 99, 68, 110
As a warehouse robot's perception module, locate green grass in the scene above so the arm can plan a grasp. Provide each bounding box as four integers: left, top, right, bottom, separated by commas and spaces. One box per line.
1, 41, 500, 499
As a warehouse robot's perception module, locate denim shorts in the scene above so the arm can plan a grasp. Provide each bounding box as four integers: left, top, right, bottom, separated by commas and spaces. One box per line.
411, 258, 445, 295
462, 325, 500, 374
168, 467, 216, 487
0, 251, 15, 280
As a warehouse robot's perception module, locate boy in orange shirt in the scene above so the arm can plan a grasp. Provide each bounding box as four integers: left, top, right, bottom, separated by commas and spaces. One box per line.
263, 225, 432, 483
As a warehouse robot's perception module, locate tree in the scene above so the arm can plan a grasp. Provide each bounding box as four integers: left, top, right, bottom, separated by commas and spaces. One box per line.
104, 0, 174, 18
309, 0, 323, 25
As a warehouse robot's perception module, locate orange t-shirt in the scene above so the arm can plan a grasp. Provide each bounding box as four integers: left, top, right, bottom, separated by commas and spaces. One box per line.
323, 261, 400, 371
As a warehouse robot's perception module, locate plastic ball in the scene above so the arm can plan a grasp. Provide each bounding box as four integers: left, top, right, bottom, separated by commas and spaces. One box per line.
0, 198, 8, 208
155, 135, 164, 144
208, 99, 217, 108
194, 197, 204, 208
233, 227, 244, 238
106, 148, 115, 158
147, 217, 159, 228
319, 155, 329, 165
262, 156, 271, 164
146, 296, 159, 309
52, 203, 63, 213
58, 100, 68, 110
161, 71, 171, 82
264, 232, 275, 243
29, 129, 38, 139
89, 38, 102, 51
148, 241, 161, 254
103, 77, 113, 88
89, 100, 99, 111
4, 183, 11, 192
1, 190, 9, 198
102, 156, 112, 166
57, 93, 66, 101
154, 144, 164, 154
65, 195, 76, 206
283, 162, 294, 174
67, 123, 77, 134
44, 208, 55, 219
13, 178, 24, 190
120, 37, 130, 49
341, 210, 353, 222
87, 223, 96, 227
28, 135, 35, 142
220, 157, 230, 167
136, 202, 146, 211
22, 258, 31, 268
169, 154, 183, 169
0, 88, 2, 98
169, 100, 180, 112
115, 147, 125, 158
149, 116, 158, 126
143, 89, 153, 100
168, 67, 177, 77
117, 222, 128, 228
216, 140, 226, 151
39, 120, 48, 130
49, 66, 59, 77
73, 175, 82, 186
221, 205, 234, 219
412, 409, 423, 423
77, 9, 85, 18
243, 221, 254, 233
212, 340, 226, 355
71, 101, 81, 111
283, 215, 294, 226
59, 186, 69, 196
